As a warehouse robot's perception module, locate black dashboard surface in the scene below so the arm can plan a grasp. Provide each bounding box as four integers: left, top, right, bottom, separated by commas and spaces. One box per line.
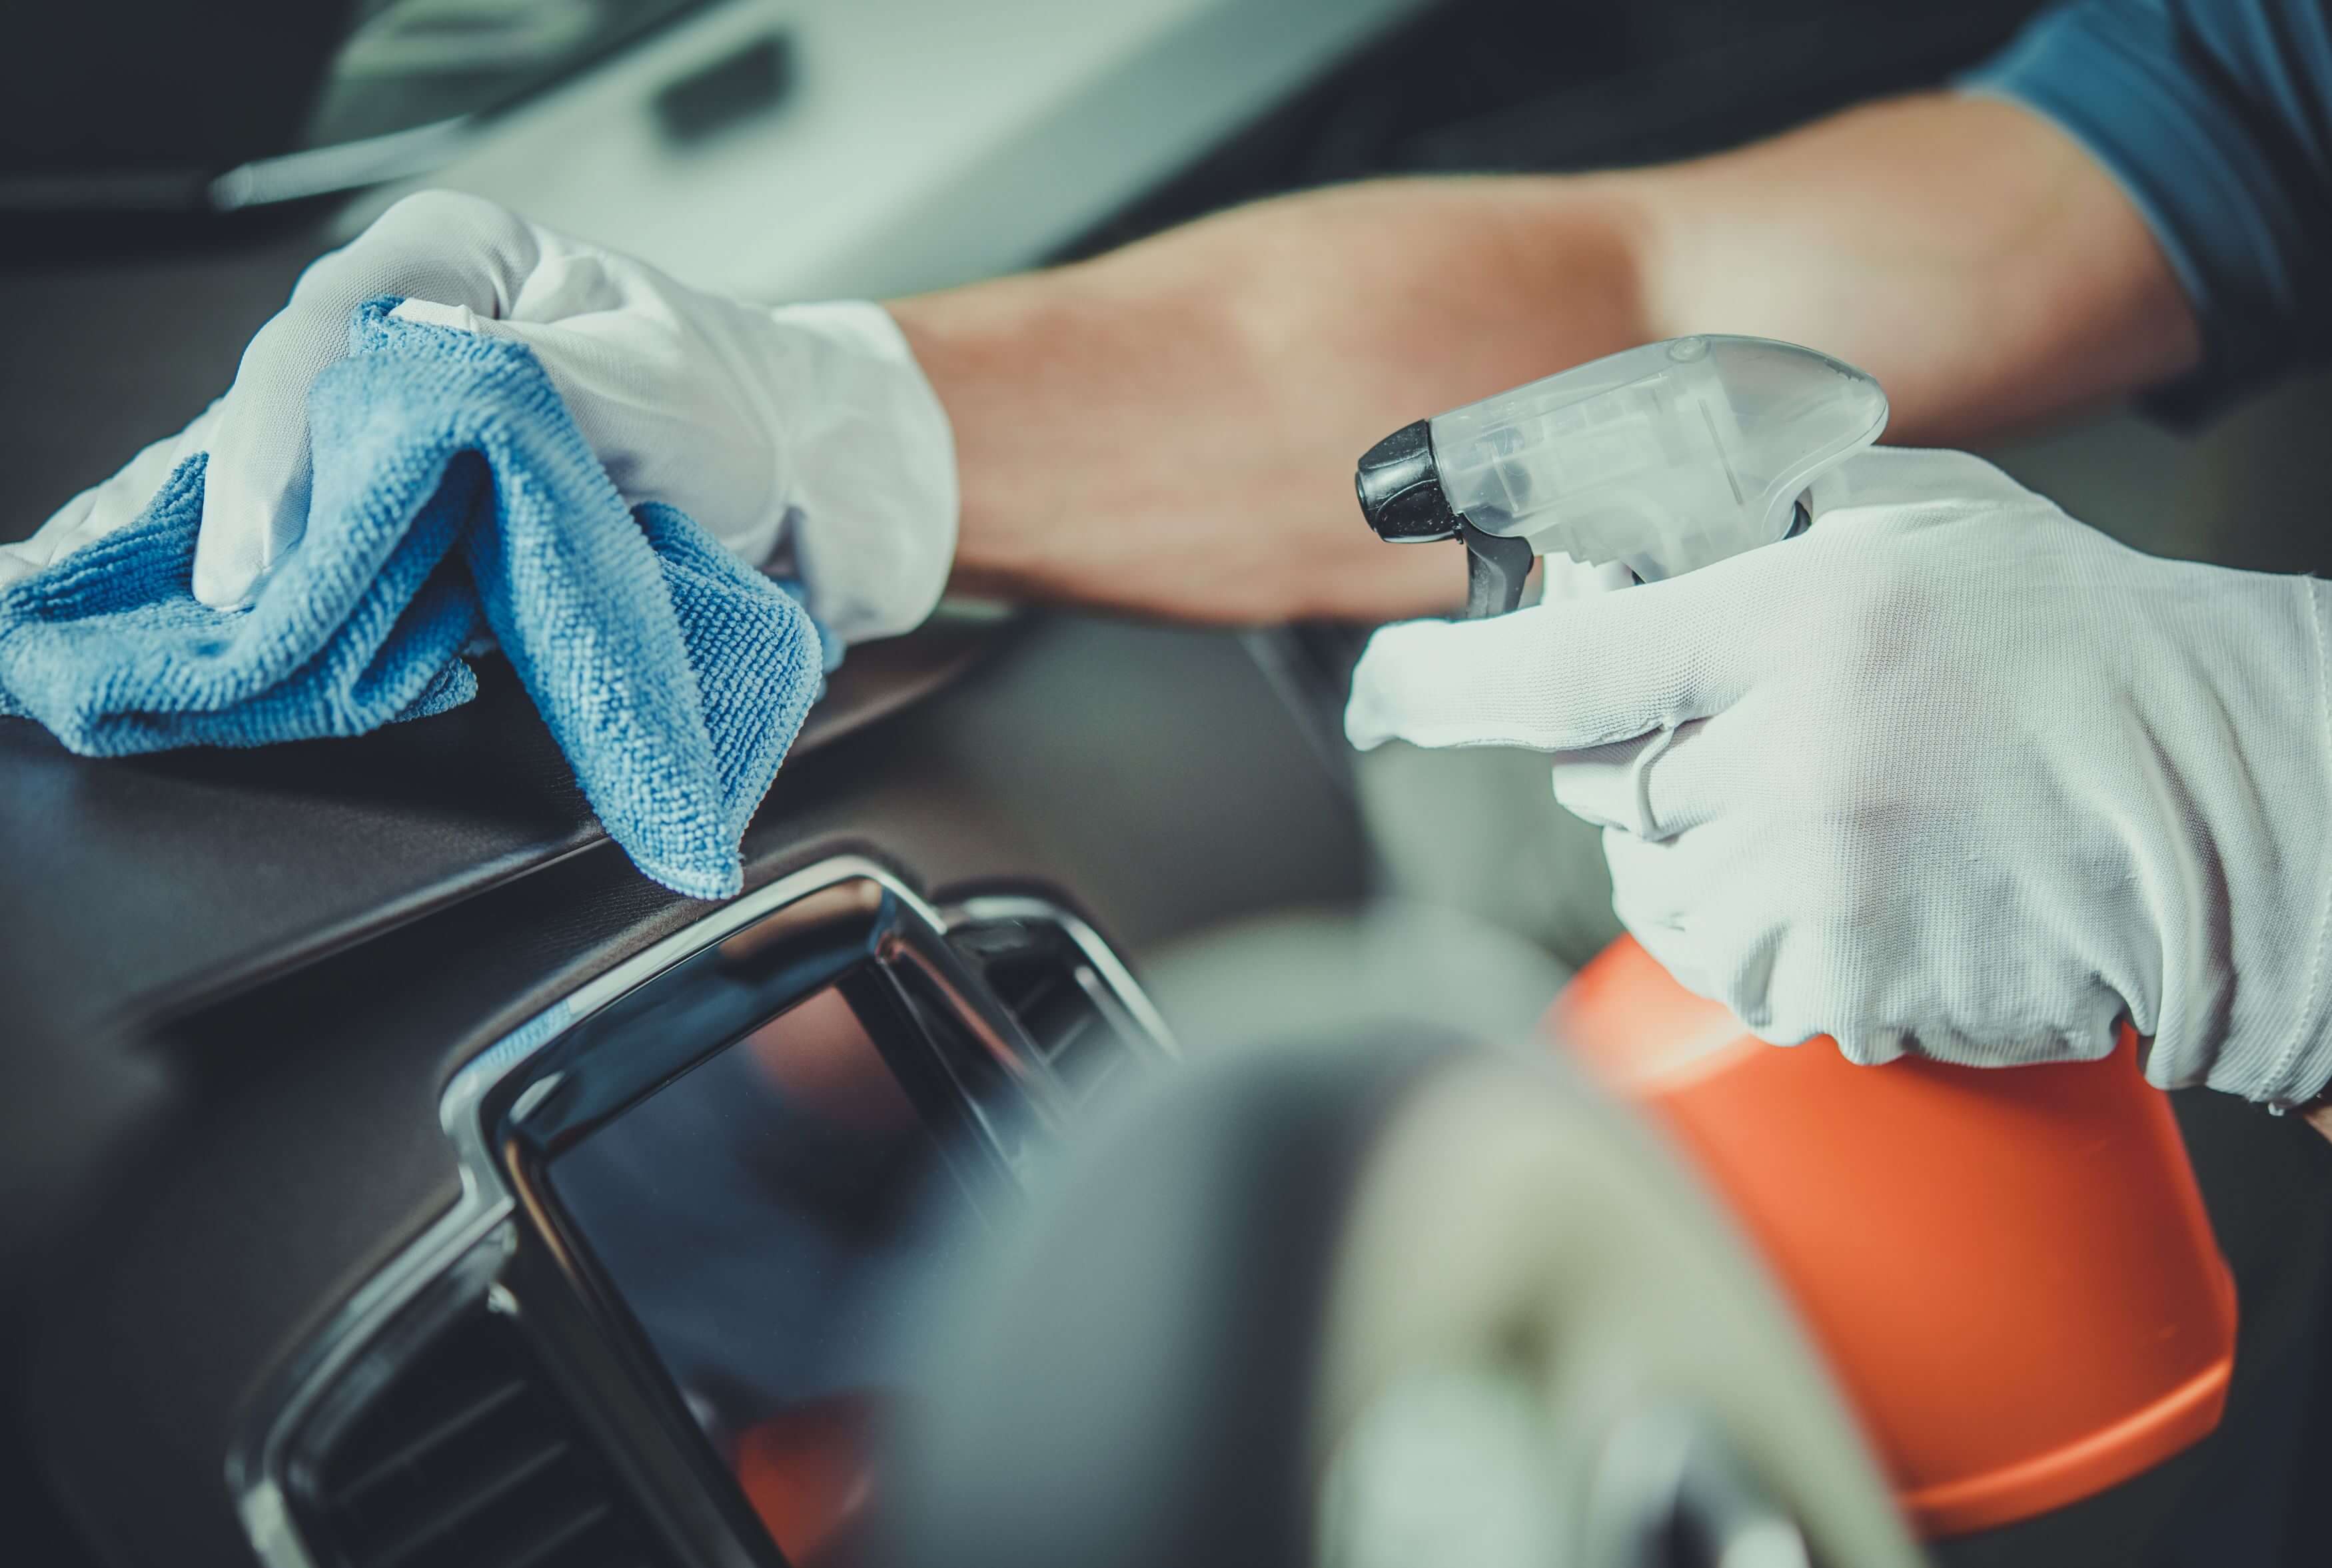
0, 614, 1003, 1256
0, 613, 1005, 1020
2, 608, 1371, 1568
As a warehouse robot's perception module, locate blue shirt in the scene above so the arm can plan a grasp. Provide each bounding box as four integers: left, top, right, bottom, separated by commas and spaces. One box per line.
1968, 0, 2332, 418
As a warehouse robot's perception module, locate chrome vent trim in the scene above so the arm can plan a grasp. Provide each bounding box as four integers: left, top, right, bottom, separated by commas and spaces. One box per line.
304, 1300, 675, 1568
233, 858, 1175, 1568
235, 855, 937, 1568
945, 893, 1177, 1104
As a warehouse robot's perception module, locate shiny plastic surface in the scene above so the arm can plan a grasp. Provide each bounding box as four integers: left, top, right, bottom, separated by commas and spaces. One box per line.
1550, 936, 2236, 1538
1427, 335, 1887, 580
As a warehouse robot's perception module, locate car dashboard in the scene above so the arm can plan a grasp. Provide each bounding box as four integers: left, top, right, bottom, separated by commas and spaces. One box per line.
1, 609, 1367, 1568
23, 5, 2223, 1566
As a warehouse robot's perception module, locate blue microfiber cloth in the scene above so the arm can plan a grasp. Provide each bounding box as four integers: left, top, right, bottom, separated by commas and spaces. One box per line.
0, 299, 832, 900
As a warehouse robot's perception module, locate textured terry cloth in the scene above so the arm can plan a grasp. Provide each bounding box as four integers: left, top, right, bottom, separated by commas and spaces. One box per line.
0, 299, 830, 900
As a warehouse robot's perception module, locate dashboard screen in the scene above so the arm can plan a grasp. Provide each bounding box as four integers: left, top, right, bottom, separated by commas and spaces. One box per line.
548, 973, 972, 1565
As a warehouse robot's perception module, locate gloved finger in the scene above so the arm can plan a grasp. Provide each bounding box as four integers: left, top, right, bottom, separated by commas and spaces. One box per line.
1548, 711, 1744, 840
1345, 553, 1778, 753
1599, 803, 1790, 939
1601, 823, 1696, 932
1, 400, 221, 588
193, 191, 551, 608
1547, 732, 1665, 833
1604, 840, 1806, 1045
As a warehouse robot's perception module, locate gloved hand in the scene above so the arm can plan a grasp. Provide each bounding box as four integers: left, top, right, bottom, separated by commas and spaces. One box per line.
1347, 448, 2332, 1105
3, 191, 956, 643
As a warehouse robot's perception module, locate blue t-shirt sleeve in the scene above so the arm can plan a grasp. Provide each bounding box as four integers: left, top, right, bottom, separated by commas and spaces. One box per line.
1964, 0, 2332, 420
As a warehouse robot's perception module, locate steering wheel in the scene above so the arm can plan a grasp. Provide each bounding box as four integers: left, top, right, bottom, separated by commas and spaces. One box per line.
878, 1034, 1924, 1568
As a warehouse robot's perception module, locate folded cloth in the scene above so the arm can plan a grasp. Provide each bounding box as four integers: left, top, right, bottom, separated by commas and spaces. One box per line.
0, 299, 830, 900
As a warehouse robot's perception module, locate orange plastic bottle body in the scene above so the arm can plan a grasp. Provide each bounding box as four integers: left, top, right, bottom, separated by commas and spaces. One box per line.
1551, 935, 2236, 1537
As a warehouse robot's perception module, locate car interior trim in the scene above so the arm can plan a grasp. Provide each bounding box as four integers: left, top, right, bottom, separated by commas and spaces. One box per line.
227, 851, 1175, 1568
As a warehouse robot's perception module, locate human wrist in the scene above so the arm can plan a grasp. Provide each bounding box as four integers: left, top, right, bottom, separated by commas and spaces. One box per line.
886, 267, 1155, 610
881, 285, 1033, 601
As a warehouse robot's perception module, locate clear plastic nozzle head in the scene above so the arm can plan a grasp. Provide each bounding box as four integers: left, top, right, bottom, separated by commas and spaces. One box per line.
1425, 335, 1888, 582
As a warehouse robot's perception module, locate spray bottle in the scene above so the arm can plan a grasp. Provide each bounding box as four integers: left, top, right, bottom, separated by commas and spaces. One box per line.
1353, 336, 2235, 1539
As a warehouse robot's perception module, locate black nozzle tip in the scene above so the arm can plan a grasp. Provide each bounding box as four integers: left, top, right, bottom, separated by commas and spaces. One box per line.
1355, 419, 1460, 543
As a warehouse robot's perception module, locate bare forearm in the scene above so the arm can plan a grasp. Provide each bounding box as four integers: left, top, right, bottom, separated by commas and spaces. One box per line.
1629, 93, 2199, 444
893, 178, 1650, 622
893, 91, 2199, 624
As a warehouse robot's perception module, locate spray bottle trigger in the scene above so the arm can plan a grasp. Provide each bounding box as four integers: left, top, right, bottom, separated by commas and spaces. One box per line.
1459, 522, 1534, 619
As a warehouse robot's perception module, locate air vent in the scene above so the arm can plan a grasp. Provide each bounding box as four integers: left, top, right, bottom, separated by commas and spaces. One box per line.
952, 917, 1148, 1104
305, 1305, 676, 1568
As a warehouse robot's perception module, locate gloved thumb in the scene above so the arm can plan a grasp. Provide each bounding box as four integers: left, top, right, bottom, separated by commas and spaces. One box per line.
1344, 554, 1770, 753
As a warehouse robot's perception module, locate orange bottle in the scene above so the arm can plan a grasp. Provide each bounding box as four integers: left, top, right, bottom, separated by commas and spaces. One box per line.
1550, 935, 2237, 1537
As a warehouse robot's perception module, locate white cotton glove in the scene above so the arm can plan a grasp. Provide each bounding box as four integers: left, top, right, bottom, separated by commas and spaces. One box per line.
1, 190, 957, 643
1347, 447, 2332, 1105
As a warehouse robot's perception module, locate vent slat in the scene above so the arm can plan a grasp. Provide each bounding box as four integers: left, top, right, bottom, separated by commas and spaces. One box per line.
368, 1435, 574, 1568
1047, 1012, 1129, 1095
306, 1305, 676, 1568
332, 1376, 531, 1509
488, 1495, 614, 1568
959, 921, 1145, 1104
